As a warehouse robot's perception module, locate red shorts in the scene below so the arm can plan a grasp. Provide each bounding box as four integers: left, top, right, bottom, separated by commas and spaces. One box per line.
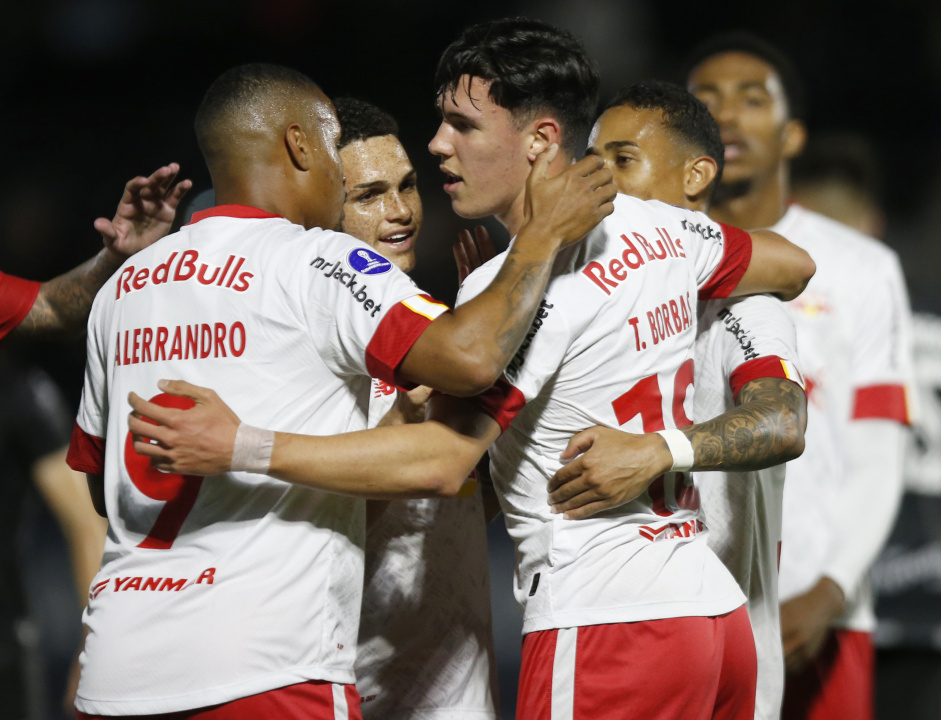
782, 629, 873, 720
75, 681, 362, 720
517, 606, 756, 720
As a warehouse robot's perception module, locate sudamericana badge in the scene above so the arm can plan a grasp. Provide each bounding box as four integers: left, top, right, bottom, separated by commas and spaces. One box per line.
348, 248, 392, 275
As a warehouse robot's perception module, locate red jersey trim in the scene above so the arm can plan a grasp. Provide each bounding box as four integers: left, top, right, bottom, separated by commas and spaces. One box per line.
67, 422, 106, 475
0, 272, 41, 341
187, 204, 284, 225
471, 378, 527, 433
366, 296, 444, 387
729, 355, 803, 400
852, 383, 910, 425
698, 224, 753, 300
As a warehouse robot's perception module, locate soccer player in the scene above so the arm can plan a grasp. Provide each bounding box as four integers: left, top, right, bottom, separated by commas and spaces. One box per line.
66, 62, 614, 719
0, 164, 191, 341
335, 96, 499, 720
686, 33, 914, 720
129, 20, 815, 720
581, 79, 806, 720
791, 132, 885, 239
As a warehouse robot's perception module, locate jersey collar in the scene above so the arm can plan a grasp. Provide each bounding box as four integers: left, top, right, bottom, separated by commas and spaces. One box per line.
187, 204, 284, 225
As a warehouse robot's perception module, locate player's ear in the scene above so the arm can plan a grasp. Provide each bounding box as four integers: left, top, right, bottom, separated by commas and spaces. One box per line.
285, 124, 313, 171
526, 117, 563, 162
782, 119, 807, 161
685, 155, 718, 201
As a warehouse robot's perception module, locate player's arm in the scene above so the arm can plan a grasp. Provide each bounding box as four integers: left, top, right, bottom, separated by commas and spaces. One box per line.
12, 164, 191, 339
128, 382, 500, 499
396, 150, 614, 396
547, 375, 807, 520
781, 255, 913, 672
32, 448, 107, 602
729, 229, 815, 301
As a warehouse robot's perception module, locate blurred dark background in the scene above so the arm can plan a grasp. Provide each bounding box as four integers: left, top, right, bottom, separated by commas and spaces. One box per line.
3, 0, 941, 717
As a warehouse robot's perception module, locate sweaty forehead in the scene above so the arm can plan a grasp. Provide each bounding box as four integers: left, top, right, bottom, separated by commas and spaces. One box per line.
340, 136, 412, 184
689, 51, 781, 93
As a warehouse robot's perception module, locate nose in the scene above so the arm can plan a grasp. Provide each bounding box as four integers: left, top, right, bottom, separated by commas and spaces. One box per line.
386, 192, 412, 223
428, 122, 452, 158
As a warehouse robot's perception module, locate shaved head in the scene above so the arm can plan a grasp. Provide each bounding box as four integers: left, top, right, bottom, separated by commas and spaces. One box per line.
195, 63, 331, 169
193, 63, 345, 231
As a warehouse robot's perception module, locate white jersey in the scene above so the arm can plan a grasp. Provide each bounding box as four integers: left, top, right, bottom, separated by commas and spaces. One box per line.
355, 380, 498, 720
66, 205, 448, 715
457, 194, 751, 634
694, 295, 803, 720
774, 204, 914, 631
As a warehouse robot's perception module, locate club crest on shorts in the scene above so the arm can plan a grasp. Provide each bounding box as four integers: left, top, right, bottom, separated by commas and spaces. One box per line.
348, 248, 392, 275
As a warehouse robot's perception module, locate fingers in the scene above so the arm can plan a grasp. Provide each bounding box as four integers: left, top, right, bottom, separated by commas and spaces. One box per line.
474, 225, 496, 264
570, 153, 605, 176
559, 500, 614, 521
156, 379, 214, 404
453, 230, 472, 284
407, 385, 434, 404
166, 178, 193, 208
559, 428, 597, 462
528, 143, 559, 185
547, 473, 591, 505
94, 217, 118, 242
128, 392, 175, 425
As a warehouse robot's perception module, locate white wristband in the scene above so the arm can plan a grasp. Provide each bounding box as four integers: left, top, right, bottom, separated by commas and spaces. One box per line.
231, 423, 275, 474
655, 429, 695, 472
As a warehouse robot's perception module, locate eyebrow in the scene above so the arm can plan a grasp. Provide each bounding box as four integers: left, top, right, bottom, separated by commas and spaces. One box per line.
692, 80, 771, 94
604, 140, 639, 151
352, 180, 390, 191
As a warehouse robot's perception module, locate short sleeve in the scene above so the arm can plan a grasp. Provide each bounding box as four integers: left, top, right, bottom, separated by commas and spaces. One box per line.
67, 293, 111, 474
300, 234, 449, 386
668, 210, 752, 300
849, 252, 914, 424
0, 271, 40, 341
707, 295, 805, 399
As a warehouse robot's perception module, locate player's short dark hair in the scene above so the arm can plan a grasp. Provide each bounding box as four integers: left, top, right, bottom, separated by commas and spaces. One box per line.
605, 80, 725, 185
792, 131, 883, 205
435, 17, 601, 155
683, 32, 806, 120
195, 63, 321, 157
334, 97, 399, 150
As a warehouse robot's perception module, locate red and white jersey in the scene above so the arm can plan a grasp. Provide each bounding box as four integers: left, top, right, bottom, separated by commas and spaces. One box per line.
0, 271, 40, 340
774, 204, 914, 631
65, 205, 448, 716
694, 295, 803, 720
457, 194, 750, 634
355, 381, 498, 720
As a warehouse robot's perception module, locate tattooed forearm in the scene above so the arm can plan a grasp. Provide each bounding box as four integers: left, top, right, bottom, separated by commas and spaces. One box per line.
14, 250, 122, 338
681, 376, 807, 471
486, 248, 553, 360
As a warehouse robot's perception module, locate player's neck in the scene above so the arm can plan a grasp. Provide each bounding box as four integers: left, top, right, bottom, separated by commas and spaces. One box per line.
498, 151, 573, 238
709, 163, 790, 229
213, 173, 305, 227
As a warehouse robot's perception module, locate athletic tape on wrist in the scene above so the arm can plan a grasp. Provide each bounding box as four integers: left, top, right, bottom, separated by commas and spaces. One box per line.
655, 429, 695, 472
231, 423, 275, 474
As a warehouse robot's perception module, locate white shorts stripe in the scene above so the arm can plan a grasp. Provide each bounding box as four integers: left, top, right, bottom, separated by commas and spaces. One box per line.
333, 683, 349, 720
551, 627, 578, 720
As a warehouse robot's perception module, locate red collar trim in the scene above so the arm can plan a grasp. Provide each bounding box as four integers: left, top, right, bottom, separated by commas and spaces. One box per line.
187, 204, 284, 225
